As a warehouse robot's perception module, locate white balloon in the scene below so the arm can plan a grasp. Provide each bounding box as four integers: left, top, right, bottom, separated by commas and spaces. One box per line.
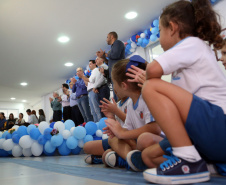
12, 145, 23, 157
102, 134, 108, 140
12, 125, 19, 131
0, 138, 5, 149
54, 121, 65, 134
95, 130, 103, 137
140, 33, 146, 38
78, 139, 84, 148
131, 42, 137, 49
70, 127, 75, 134
31, 141, 43, 156
38, 121, 49, 134
62, 130, 71, 139
23, 148, 32, 157
19, 135, 34, 149
3, 139, 16, 151
0, 131, 3, 138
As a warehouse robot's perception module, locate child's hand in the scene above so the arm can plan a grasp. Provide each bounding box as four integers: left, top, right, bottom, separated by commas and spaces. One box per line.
105, 118, 124, 139
126, 65, 146, 86
100, 98, 118, 114
103, 126, 115, 138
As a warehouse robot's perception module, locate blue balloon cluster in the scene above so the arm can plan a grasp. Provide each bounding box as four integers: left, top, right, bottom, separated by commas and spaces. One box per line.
124, 19, 160, 56
0, 117, 106, 157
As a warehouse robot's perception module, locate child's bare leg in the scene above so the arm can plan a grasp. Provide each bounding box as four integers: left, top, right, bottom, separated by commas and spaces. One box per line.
137, 132, 163, 151
108, 137, 136, 160
83, 140, 104, 155
142, 79, 192, 147
142, 143, 165, 168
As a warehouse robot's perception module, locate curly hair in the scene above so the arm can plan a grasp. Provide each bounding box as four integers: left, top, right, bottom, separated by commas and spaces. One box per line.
160, 0, 223, 49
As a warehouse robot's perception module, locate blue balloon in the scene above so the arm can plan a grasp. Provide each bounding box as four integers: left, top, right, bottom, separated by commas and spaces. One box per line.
44, 128, 53, 140
150, 34, 158, 42
141, 42, 147, 48
43, 147, 55, 156
38, 135, 47, 145
66, 136, 78, 149
17, 126, 28, 138
49, 122, 55, 128
153, 19, 159, 27
8, 150, 12, 155
96, 122, 100, 129
71, 146, 82, 155
151, 27, 159, 35
127, 39, 131, 44
44, 141, 56, 153
58, 140, 71, 156
12, 131, 18, 137
12, 134, 20, 144
75, 76, 79, 80
93, 136, 102, 140
73, 126, 86, 140
131, 35, 137, 43
30, 128, 41, 140
143, 38, 150, 45
5, 133, 12, 139
64, 120, 75, 130
2, 131, 8, 139
27, 125, 36, 134
84, 135, 93, 143
157, 33, 160, 38
126, 44, 131, 50
0, 149, 9, 157
85, 121, 97, 135
99, 117, 107, 131
137, 38, 143, 44
50, 134, 63, 147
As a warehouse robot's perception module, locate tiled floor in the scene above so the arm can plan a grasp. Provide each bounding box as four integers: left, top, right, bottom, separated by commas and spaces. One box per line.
0, 154, 226, 185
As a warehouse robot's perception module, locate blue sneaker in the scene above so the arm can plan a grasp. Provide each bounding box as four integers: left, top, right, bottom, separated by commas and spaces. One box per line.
84, 155, 103, 164
126, 150, 148, 171
105, 151, 130, 169
143, 152, 210, 184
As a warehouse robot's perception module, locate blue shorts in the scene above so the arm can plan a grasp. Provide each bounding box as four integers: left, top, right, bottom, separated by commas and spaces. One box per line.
159, 94, 226, 163
102, 138, 111, 151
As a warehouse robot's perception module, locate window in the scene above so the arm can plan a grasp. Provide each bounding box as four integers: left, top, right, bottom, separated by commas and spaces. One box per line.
145, 41, 172, 82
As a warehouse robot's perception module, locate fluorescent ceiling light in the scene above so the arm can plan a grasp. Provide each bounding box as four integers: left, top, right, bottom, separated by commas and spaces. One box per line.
11, 97, 16, 100
20, 82, 28, 86
22, 100, 27, 102
125, 12, 137, 19
58, 36, 70, 43
64, 62, 74, 67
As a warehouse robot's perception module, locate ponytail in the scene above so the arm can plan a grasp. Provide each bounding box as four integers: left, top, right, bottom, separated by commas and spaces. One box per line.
192, 0, 222, 49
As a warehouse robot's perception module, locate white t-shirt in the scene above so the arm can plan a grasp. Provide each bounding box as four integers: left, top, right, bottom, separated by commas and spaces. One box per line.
123, 95, 155, 130
94, 63, 108, 88
156, 37, 226, 114
115, 97, 130, 126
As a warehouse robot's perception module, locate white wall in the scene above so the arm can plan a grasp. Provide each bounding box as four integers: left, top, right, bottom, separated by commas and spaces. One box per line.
0, 102, 30, 121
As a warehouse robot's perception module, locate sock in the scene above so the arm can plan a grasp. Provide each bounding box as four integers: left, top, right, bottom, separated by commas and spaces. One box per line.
172, 145, 201, 162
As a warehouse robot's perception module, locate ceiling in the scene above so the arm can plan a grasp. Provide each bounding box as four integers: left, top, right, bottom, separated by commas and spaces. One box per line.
0, 0, 187, 106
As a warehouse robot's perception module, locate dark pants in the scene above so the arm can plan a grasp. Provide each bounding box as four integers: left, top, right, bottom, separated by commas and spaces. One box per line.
71, 105, 84, 126
63, 106, 71, 122
53, 110, 62, 122
98, 84, 110, 117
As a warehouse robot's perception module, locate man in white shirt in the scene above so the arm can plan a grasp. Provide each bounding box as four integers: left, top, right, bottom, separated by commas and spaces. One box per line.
95, 57, 110, 106
82, 60, 102, 122
58, 83, 71, 122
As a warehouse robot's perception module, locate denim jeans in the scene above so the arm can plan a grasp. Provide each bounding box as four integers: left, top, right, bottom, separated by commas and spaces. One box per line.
77, 95, 93, 123
88, 90, 102, 122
